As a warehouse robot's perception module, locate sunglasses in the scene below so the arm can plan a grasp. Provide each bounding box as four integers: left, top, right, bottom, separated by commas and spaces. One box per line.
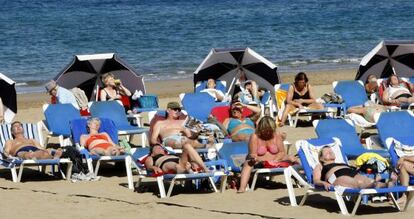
171, 108, 181, 112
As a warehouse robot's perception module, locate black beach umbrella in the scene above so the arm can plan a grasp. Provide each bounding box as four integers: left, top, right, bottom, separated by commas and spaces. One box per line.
356, 40, 414, 81
194, 48, 280, 100
54, 53, 145, 100
0, 73, 17, 123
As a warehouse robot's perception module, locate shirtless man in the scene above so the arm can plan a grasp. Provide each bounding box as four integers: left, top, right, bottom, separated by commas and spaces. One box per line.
150, 101, 206, 149
4, 121, 61, 159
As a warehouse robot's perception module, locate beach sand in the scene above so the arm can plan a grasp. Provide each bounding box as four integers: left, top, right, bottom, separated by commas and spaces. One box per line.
3, 69, 413, 219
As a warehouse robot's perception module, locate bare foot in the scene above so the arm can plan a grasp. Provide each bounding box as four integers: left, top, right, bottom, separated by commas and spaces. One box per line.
52, 149, 63, 159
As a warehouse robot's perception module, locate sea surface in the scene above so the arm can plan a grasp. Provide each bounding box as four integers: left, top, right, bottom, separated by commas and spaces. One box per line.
1, 0, 414, 93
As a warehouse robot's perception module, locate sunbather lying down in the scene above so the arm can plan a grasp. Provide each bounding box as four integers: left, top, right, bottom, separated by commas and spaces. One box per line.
144, 144, 209, 174
313, 146, 395, 191
80, 117, 125, 156
4, 121, 62, 159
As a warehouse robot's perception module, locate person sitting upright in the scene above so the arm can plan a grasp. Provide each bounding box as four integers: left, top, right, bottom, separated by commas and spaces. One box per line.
279, 72, 324, 127
238, 116, 295, 192
223, 101, 260, 142
4, 121, 62, 159
200, 78, 225, 102
80, 117, 125, 156
151, 101, 209, 149
382, 74, 414, 106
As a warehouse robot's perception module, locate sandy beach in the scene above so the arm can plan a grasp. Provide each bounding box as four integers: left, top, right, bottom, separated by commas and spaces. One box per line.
3, 69, 414, 219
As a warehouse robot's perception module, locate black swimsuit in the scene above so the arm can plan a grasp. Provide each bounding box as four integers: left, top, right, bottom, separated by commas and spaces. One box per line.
152, 154, 180, 170
321, 163, 358, 182
103, 88, 121, 100
292, 84, 311, 106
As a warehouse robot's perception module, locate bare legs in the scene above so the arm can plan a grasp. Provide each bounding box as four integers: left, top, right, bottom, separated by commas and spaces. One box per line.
90, 146, 124, 156
396, 159, 414, 203
18, 149, 56, 159
333, 175, 386, 189
238, 161, 253, 193
280, 103, 324, 126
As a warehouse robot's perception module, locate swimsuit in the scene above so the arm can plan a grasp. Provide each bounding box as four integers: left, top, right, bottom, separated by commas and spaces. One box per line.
14, 146, 39, 156
162, 134, 185, 146
102, 88, 121, 100
256, 137, 279, 156
387, 85, 412, 100
321, 163, 358, 184
227, 118, 255, 136
152, 154, 180, 170
85, 134, 112, 150
292, 84, 311, 106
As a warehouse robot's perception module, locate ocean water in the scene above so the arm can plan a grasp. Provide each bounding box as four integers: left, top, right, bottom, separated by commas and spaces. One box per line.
1, 0, 414, 93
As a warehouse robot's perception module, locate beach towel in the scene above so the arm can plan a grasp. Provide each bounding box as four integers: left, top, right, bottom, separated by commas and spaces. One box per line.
71, 87, 89, 109
392, 138, 414, 158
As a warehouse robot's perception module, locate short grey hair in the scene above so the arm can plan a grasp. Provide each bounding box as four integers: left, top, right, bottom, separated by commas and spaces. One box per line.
87, 117, 101, 126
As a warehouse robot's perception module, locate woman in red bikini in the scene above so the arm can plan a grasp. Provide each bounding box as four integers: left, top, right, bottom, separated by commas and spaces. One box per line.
80, 117, 125, 156
238, 116, 298, 193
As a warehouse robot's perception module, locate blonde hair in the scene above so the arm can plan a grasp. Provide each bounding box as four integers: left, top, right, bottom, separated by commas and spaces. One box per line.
256, 116, 276, 141
101, 73, 114, 85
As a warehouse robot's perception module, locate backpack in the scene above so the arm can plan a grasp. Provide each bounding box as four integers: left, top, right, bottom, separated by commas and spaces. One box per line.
61, 146, 88, 174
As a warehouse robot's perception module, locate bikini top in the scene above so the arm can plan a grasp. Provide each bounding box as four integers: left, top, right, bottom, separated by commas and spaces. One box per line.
320, 163, 351, 181
256, 137, 279, 156
292, 84, 310, 100
227, 118, 255, 133
102, 88, 121, 100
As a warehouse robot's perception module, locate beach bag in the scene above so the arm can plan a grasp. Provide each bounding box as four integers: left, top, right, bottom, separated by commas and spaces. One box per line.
321, 92, 343, 104
61, 146, 88, 174
356, 153, 389, 174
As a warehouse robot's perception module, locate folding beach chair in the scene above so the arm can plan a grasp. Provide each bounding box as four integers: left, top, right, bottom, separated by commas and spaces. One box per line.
89, 101, 149, 146
377, 111, 414, 184
275, 83, 334, 127
284, 138, 414, 216
313, 119, 389, 159
125, 147, 229, 198
70, 117, 132, 175
0, 122, 72, 182
333, 80, 377, 134
216, 141, 296, 191
42, 103, 82, 146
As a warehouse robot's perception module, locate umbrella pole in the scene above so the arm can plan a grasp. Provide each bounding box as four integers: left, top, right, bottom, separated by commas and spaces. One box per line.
225, 70, 240, 97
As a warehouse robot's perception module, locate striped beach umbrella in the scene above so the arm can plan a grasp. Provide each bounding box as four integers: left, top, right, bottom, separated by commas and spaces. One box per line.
54, 53, 145, 100
356, 40, 414, 81
194, 48, 280, 98
0, 73, 17, 123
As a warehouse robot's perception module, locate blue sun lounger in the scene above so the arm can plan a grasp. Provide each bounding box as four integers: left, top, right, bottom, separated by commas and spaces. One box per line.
0, 122, 72, 182
377, 111, 414, 184
216, 141, 297, 191
42, 103, 81, 146
70, 117, 132, 176
126, 147, 229, 198
90, 101, 149, 146
284, 138, 414, 216
313, 119, 389, 159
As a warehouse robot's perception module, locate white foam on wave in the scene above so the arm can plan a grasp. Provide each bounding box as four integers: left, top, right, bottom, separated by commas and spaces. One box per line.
15, 82, 28, 86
